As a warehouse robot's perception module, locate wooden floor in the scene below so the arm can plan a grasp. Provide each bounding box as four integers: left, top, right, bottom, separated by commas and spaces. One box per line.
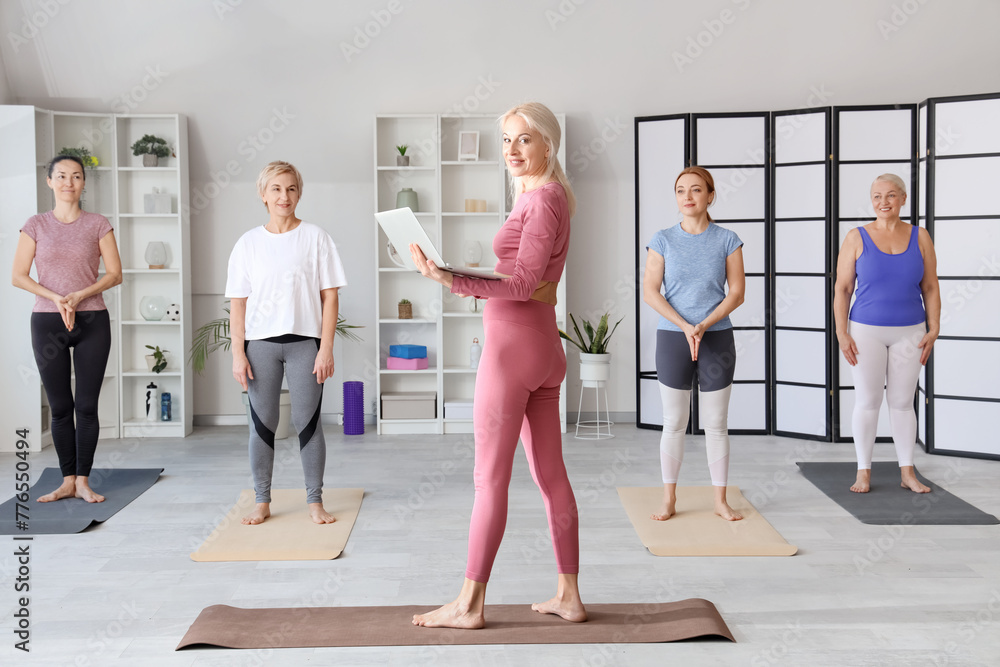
3, 425, 999, 666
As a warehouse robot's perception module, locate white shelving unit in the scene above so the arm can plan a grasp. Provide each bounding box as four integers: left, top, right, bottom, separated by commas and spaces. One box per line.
0, 106, 191, 453
374, 113, 567, 435
114, 114, 191, 437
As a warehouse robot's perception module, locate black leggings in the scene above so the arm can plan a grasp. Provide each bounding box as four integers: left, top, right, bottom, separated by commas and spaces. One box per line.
31, 310, 111, 477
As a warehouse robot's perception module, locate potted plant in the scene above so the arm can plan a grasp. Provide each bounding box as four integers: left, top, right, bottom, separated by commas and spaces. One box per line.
398, 298, 412, 319
58, 146, 99, 168
145, 345, 168, 373
130, 134, 172, 167
559, 313, 623, 384
396, 144, 409, 167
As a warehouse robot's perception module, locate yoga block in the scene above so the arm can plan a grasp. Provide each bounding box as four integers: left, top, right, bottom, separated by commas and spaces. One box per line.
387, 356, 429, 370
389, 344, 427, 359
444, 400, 474, 420
381, 392, 436, 419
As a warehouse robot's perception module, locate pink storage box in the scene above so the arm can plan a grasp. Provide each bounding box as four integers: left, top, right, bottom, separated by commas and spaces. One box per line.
387, 356, 429, 370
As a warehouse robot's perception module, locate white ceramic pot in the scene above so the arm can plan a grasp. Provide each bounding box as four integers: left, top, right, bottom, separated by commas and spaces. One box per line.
579, 352, 611, 386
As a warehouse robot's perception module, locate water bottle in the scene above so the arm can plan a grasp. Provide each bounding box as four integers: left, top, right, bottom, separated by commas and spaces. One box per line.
160, 392, 172, 422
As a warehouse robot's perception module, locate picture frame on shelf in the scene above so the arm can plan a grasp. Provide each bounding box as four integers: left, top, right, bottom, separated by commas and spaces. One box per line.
458, 131, 479, 161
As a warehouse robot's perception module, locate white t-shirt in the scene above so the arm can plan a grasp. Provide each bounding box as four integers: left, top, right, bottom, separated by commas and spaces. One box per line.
225, 222, 348, 340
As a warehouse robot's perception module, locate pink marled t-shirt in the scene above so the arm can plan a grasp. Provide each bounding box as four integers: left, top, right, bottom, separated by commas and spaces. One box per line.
451, 182, 570, 300
21, 211, 114, 313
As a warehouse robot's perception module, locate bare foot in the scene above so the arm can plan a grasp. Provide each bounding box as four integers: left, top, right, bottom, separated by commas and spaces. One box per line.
412, 600, 485, 629
241, 503, 271, 525
715, 501, 743, 521
532, 596, 588, 623
308, 503, 337, 524
650, 488, 676, 521
900, 467, 931, 493
75, 479, 105, 503
37, 479, 76, 503
851, 469, 871, 493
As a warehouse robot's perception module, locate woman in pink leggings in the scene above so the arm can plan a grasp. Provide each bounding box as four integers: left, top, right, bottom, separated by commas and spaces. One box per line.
410, 102, 585, 629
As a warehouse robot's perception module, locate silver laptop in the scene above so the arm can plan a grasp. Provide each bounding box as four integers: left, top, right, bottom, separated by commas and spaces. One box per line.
374, 207, 500, 280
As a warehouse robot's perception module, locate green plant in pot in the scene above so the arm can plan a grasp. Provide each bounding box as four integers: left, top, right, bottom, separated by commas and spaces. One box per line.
559, 313, 624, 385
559, 313, 623, 354
189, 302, 363, 374
130, 134, 172, 167
396, 144, 409, 167
58, 146, 99, 168
145, 345, 168, 373
398, 298, 412, 319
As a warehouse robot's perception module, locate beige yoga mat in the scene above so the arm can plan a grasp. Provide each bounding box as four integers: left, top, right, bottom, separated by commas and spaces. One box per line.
617, 486, 797, 556
190, 488, 364, 561
176, 598, 734, 649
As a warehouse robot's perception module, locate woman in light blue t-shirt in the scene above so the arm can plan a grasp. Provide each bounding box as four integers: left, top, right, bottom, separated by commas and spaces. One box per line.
642, 166, 745, 522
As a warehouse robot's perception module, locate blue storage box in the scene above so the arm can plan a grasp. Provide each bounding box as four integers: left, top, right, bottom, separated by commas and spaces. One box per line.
389, 344, 427, 359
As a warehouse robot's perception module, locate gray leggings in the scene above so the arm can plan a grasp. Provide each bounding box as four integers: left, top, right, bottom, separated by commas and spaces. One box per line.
245, 337, 326, 504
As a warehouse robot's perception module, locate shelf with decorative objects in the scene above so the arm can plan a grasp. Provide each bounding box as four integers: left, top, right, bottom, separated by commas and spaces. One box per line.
1, 107, 192, 452
373, 112, 567, 435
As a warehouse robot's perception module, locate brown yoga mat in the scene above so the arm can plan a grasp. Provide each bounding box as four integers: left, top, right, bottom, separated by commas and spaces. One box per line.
617, 486, 797, 556
176, 598, 734, 649
189, 488, 364, 561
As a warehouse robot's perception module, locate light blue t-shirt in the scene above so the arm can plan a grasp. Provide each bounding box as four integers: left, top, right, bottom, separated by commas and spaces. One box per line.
647, 223, 743, 332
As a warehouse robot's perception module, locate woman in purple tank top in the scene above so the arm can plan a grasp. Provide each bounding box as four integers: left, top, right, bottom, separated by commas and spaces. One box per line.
833, 174, 940, 495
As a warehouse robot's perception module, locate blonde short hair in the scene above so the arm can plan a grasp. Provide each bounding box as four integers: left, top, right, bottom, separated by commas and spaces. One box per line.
256, 161, 303, 208
872, 173, 907, 196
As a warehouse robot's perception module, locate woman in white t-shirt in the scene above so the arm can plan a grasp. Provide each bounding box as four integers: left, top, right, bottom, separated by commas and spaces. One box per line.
225, 161, 347, 525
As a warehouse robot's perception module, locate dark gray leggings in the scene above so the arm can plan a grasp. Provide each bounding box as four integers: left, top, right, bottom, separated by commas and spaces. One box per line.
31, 310, 111, 477
655, 328, 736, 391
245, 337, 326, 504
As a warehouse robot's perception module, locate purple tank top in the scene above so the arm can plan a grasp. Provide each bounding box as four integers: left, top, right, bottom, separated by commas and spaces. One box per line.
849, 225, 925, 327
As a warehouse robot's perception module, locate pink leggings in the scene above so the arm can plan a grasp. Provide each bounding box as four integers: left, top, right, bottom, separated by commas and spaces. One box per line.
466, 298, 579, 583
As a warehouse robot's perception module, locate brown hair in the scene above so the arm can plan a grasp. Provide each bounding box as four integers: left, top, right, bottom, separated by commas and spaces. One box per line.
674, 166, 716, 221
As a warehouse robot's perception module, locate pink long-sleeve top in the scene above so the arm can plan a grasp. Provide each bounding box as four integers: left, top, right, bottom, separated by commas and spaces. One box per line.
451, 181, 570, 300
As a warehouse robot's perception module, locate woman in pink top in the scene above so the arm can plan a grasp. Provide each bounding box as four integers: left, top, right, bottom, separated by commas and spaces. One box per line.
12, 155, 122, 503
410, 102, 585, 629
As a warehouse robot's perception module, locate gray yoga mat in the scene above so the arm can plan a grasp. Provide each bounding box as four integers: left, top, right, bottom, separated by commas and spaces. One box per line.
796, 461, 999, 525
0, 467, 163, 535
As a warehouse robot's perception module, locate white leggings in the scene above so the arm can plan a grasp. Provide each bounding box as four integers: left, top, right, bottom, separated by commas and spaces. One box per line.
658, 383, 732, 486
850, 322, 925, 469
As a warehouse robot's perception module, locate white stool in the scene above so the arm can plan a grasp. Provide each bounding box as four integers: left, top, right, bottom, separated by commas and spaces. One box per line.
574, 379, 613, 440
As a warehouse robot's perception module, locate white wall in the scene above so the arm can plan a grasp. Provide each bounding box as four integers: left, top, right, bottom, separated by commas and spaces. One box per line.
2, 0, 999, 419
0, 51, 11, 104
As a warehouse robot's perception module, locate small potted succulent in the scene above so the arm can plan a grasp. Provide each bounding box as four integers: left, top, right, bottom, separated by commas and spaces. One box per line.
398, 298, 412, 319
396, 144, 409, 167
130, 134, 172, 167
145, 345, 168, 373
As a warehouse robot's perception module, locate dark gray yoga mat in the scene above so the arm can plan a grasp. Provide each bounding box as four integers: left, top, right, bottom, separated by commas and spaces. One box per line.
0, 467, 163, 535
796, 461, 999, 525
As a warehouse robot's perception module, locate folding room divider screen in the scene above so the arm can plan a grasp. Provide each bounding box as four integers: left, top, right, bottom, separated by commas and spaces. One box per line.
634, 91, 1000, 461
